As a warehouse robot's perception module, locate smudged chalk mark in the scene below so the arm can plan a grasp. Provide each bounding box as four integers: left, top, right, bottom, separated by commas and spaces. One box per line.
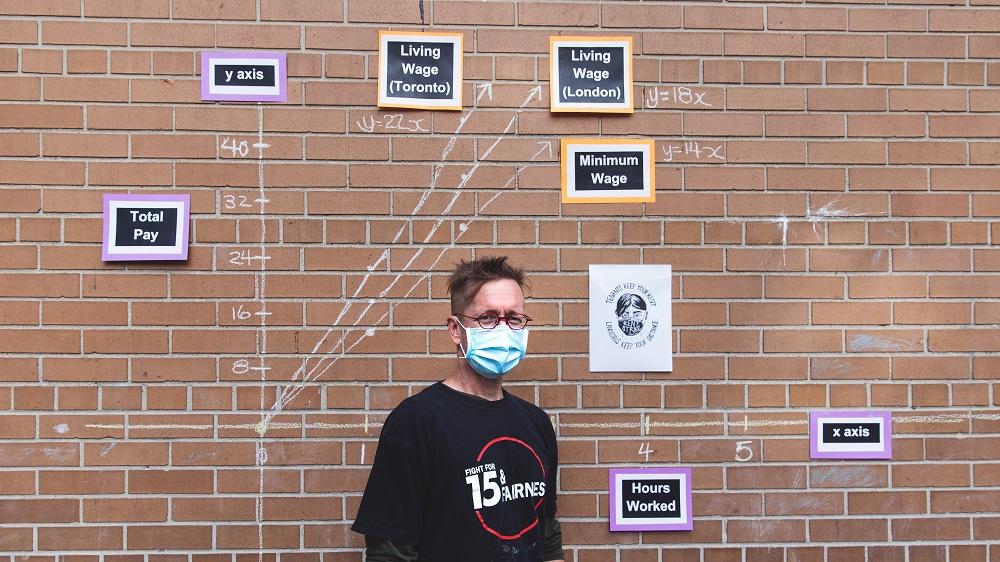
847, 333, 914, 353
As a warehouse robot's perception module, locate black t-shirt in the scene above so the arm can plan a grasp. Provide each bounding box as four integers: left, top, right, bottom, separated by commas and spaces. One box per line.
352, 382, 559, 562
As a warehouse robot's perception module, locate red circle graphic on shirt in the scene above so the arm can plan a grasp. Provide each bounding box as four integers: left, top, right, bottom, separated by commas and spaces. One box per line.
474, 436, 546, 540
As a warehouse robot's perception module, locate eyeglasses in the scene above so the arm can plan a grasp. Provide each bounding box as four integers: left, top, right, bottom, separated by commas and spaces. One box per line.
456, 312, 532, 330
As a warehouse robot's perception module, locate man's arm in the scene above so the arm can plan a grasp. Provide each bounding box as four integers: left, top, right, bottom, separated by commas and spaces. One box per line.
365, 535, 419, 562
543, 517, 564, 562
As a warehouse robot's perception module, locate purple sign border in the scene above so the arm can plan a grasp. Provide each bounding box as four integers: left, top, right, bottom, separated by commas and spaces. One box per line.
810, 410, 892, 460
609, 466, 693, 532
102, 193, 190, 262
200, 51, 287, 102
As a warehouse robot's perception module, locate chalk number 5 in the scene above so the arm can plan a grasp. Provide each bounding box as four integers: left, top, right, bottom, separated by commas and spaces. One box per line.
735, 440, 754, 462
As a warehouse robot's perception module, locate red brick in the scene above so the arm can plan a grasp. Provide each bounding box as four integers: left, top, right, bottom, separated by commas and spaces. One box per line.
84, 0, 169, 18
811, 519, 889, 542
769, 7, 846, 31
131, 22, 214, 47
42, 21, 126, 46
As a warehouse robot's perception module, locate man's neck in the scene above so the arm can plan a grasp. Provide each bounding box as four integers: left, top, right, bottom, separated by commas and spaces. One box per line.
443, 363, 504, 401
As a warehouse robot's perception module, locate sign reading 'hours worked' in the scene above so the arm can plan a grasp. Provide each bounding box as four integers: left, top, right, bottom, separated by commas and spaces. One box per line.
102, 194, 190, 261
562, 138, 655, 203
201, 52, 286, 102
609, 467, 692, 531
550, 36, 633, 113
810, 411, 892, 459
378, 31, 463, 111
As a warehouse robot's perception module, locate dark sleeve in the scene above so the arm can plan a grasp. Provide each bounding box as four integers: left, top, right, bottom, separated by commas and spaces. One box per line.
351, 407, 429, 545
365, 535, 419, 562
543, 413, 559, 520
542, 517, 564, 561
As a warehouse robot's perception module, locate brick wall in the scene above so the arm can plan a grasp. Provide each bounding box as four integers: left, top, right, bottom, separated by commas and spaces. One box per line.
1, 0, 999, 559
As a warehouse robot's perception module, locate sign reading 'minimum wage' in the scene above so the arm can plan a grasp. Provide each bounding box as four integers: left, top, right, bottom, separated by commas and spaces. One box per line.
562, 138, 655, 203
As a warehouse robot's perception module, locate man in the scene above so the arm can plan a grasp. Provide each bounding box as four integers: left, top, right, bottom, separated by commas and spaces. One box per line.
352, 256, 563, 562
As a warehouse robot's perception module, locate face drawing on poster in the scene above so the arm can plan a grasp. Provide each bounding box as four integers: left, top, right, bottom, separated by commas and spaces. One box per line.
590, 264, 672, 372
604, 285, 659, 351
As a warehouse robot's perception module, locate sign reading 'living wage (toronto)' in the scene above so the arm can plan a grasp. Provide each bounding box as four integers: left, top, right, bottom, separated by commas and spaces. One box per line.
609, 467, 692, 531
102, 194, 190, 261
810, 411, 892, 459
562, 138, 655, 203
378, 31, 463, 110
201, 51, 286, 102
550, 36, 633, 113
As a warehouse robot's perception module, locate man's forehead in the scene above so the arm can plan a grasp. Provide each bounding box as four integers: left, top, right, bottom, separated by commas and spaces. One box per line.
468, 279, 524, 310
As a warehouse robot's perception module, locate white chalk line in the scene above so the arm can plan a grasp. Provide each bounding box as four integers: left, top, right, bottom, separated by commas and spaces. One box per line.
271, 87, 525, 389
267, 97, 496, 395
254, 104, 269, 561
84, 412, 1000, 433
261, 86, 546, 427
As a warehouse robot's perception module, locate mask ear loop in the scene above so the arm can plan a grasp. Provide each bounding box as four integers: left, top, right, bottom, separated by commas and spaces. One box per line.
451, 316, 469, 358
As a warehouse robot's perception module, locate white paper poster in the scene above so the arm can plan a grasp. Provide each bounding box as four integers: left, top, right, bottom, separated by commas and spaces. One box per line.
589, 264, 672, 372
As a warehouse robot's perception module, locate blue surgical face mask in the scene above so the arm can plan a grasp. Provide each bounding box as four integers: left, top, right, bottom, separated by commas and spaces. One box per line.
456, 320, 529, 379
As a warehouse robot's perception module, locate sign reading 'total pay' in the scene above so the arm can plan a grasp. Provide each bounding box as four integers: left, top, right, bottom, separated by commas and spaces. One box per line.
102, 194, 190, 262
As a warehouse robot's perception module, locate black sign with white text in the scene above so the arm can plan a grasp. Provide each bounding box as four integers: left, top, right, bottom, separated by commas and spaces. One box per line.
385, 40, 455, 100
378, 31, 463, 110
103, 194, 189, 262
200, 52, 286, 102
213, 64, 276, 88
550, 37, 632, 113
822, 422, 881, 444
557, 46, 625, 104
115, 208, 178, 247
810, 411, 892, 459
574, 151, 645, 191
620, 478, 681, 519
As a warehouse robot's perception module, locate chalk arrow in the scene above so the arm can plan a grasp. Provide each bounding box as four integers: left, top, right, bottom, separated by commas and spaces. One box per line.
526, 84, 543, 104
476, 83, 493, 102
532, 141, 553, 160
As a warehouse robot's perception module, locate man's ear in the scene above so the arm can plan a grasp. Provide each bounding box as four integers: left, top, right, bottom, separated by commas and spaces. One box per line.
447, 316, 463, 345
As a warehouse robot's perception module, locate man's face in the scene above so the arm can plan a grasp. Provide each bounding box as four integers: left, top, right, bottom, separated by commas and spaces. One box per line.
449, 278, 526, 346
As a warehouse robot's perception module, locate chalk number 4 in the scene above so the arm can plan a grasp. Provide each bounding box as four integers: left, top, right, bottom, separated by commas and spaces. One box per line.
638, 442, 654, 462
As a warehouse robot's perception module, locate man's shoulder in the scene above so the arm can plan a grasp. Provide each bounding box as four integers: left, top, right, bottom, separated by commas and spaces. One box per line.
384, 382, 446, 421
505, 391, 553, 428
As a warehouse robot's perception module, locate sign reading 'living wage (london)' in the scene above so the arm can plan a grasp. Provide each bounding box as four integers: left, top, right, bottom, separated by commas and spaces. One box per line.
609, 467, 692, 531
201, 51, 286, 102
562, 138, 655, 203
378, 31, 463, 110
102, 194, 190, 261
810, 410, 892, 459
550, 36, 633, 113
